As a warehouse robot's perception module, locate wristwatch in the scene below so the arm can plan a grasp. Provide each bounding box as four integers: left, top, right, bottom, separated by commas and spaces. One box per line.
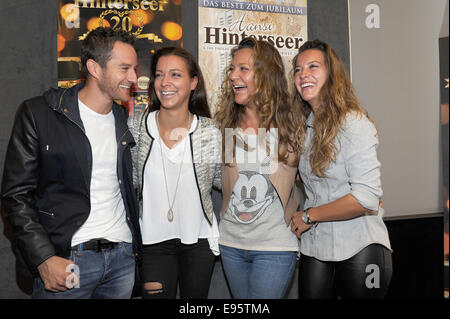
302, 208, 314, 225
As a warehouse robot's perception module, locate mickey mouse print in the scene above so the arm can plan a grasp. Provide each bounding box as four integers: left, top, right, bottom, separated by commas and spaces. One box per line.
229, 170, 276, 224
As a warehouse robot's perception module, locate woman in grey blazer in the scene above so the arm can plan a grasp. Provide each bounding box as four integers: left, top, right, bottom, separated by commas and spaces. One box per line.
129, 47, 221, 299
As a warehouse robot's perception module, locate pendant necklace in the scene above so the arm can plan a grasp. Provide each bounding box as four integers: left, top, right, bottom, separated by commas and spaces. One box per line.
156, 111, 191, 222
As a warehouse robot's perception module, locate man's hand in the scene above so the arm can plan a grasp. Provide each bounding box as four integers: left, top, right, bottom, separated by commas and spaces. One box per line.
37, 256, 75, 292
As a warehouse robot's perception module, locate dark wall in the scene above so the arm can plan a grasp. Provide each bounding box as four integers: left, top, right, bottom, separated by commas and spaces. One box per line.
307, 0, 350, 73
0, 0, 58, 168
0, 0, 351, 299
385, 215, 444, 298
0, 0, 57, 299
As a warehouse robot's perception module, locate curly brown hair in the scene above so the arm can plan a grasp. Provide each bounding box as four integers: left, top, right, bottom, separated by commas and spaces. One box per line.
214, 37, 302, 166
292, 39, 376, 177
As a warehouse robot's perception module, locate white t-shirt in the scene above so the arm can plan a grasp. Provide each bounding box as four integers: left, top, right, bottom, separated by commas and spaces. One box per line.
219, 131, 299, 252
140, 112, 220, 255
71, 100, 132, 247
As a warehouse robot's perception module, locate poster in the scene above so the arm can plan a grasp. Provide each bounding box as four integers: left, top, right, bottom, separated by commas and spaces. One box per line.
57, 0, 183, 114
198, 0, 307, 111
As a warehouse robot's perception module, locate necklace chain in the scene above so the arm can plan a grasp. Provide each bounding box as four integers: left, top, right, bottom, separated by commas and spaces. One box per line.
156, 111, 191, 222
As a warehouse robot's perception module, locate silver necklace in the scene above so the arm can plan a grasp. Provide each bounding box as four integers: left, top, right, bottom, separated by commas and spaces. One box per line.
156, 111, 191, 222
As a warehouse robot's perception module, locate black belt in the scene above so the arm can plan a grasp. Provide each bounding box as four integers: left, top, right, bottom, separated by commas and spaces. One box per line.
72, 239, 119, 252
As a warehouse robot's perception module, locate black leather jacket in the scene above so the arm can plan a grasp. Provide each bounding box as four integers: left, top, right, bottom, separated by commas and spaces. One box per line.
1, 83, 142, 274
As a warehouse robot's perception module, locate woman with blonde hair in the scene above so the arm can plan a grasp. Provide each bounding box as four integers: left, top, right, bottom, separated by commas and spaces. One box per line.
215, 37, 301, 299
290, 39, 392, 298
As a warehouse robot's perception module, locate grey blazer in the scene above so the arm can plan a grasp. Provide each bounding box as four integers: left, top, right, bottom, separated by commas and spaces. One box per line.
128, 109, 222, 225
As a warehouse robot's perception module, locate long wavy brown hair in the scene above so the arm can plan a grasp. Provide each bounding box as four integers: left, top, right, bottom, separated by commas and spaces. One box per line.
214, 37, 302, 166
292, 39, 376, 177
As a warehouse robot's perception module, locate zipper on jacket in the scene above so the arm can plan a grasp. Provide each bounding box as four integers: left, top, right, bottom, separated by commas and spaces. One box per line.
116, 127, 131, 179
58, 94, 88, 137
39, 210, 55, 218
116, 127, 136, 212
117, 128, 131, 148
61, 111, 86, 135
60, 106, 94, 184
116, 129, 138, 238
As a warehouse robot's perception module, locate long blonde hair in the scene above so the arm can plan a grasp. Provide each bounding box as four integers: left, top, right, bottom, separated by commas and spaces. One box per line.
215, 37, 302, 166
292, 39, 376, 177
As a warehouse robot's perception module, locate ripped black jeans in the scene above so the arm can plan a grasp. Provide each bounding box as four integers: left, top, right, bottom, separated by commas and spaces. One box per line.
141, 238, 215, 299
298, 244, 393, 299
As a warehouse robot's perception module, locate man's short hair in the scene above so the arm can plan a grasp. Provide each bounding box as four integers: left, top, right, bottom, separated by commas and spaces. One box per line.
81, 27, 136, 77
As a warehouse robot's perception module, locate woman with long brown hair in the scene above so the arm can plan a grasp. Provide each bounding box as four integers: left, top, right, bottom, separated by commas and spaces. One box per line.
290, 39, 392, 298
215, 37, 301, 299
129, 47, 221, 298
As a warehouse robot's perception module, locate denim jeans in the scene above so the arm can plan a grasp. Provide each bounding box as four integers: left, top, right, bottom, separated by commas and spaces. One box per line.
219, 245, 297, 299
32, 242, 135, 299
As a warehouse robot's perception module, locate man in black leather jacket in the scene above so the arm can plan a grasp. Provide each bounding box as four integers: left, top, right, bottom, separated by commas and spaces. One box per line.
1, 27, 142, 298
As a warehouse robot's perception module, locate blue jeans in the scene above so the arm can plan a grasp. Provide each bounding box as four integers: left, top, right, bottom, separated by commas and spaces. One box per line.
219, 245, 297, 299
32, 242, 135, 299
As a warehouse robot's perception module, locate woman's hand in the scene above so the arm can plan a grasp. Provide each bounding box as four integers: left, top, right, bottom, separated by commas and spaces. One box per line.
290, 210, 313, 239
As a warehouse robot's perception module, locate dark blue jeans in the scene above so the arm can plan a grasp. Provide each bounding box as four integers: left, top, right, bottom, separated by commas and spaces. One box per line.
32, 242, 135, 299
219, 245, 297, 299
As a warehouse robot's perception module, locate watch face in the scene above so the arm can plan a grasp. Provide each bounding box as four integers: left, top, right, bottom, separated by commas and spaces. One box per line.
302, 212, 308, 224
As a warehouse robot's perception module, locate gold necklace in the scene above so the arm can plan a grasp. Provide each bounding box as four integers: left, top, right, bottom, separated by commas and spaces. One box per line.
156, 111, 191, 222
